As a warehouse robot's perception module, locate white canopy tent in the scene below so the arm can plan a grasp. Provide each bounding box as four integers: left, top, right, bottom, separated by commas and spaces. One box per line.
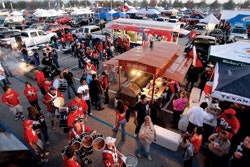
137, 8, 160, 15
200, 14, 220, 31
208, 41, 250, 66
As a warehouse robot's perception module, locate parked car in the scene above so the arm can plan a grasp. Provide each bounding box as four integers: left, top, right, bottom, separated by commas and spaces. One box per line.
56, 15, 73, 24
45, 16, 57, 23
209, 28, 224, 38
69, 17, 90, 27
42, 24, 71, 34
0, 29, 21, 47
89, 18, 106, 29
195, 23, 208, 36
27, 23, 47, 30
230, 26, 248, 39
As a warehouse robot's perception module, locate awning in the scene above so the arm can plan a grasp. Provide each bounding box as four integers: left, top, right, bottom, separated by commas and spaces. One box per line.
107, 23, 172, 36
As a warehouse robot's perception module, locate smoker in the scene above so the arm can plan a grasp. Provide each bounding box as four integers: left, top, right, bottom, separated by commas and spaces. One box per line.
118, 73, 152, 107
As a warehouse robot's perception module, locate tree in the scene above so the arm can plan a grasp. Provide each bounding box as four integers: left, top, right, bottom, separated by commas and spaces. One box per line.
140, 0, 149, 8
210, 0, 220, 9
185, 0, 195, 9
173, 0, 184, 8
240, 0, 250, 9
223, 0, 235, 10
197, 0, 207, 8
149, 0, 157, 7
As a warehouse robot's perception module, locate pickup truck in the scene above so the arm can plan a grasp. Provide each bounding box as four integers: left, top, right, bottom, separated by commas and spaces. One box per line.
72, 25, 110, 41
10, 29, 57, 50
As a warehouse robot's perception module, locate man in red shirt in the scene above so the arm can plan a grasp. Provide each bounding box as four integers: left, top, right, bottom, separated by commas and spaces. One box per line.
23, 81, 41, 112
63, 146, 81, 167
2, 85, 25, 121
23, 119, 49, 158
102, 137, 124, 167
33, 68, 46, 95
43, 86, 64, 130
216, 108, 240, 139
67, 93, 88, 122
67, 105, 84, 129
101, 71, 109, 104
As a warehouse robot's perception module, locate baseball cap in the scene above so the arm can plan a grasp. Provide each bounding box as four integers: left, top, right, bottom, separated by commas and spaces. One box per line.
224, 108, 236, 115
23, 120, 33, 127
49, 86, 56, 91
105, 137, 116, 144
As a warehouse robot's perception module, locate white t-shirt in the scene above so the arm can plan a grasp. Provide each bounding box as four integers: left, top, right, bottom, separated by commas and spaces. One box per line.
186, 107, 213, 127
77, 84, 90, 101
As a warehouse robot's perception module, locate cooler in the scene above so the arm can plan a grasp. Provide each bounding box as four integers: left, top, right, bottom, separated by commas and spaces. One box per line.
153, 125, 182, 152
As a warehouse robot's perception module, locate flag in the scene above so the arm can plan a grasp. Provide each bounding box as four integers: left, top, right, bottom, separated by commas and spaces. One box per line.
124, 0, 129, 10
191, 45, 203, 68
2, 0, 5, 9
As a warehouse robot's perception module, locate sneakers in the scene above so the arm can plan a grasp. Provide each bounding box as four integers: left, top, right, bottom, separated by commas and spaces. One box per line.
89, 113, 93, 116
147, 155, 152, 161
98, 107, 104, 111
136, 154, 142, 158
134, 133, 138, 138
112, 128, 118, 132
21, 115, 25, 120
15, 116, 19, 121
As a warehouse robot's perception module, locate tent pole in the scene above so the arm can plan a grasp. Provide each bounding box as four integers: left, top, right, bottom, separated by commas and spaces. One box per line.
151, 74, 156, 103
118, 65, 121, 90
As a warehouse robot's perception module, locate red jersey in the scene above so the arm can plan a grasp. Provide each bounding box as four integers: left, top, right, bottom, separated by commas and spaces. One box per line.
2, 89, 20, 106
67, 110, 84, 127
216, 113, 240, 139
102, 146, 123, 167
63, 156, 80, 167
97, 42, 103, 51
68, 125, 92, 140
36, 71, 46, 88
24, 86, 39, 102
116, 105, 128, 122
43, 91, 64, 113
85, 64, 96, 72
102, 75, 109, 90
67, 99, 88, 114
23, 128, 39, 146
117, 37, 123, 46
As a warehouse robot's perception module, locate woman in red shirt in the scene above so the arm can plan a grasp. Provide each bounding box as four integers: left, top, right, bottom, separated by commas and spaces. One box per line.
101, 71, 109, 104
112, 100, 128, 141
24, 81, 41, 112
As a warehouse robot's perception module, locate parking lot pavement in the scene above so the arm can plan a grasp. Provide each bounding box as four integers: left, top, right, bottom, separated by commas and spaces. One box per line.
0, 44, 204, 167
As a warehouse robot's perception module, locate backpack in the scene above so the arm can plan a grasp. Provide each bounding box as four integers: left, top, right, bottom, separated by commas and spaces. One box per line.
58, 79, 68, 92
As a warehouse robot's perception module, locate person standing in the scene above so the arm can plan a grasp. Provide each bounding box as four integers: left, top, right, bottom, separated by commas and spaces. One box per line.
101, 71, 109, 104
66, 93, 88, 122
134, 94, 151, 137
172, 91, 188, 129
2, 85, 25, 121
113, 100, 128, 141
27, 106, 49, 146
42, 86, 64, 130
61, 68, 77, 99
24, 81, 41, 112
102, 137, 124, 167
135, 116, 156, 161
185, 66, 199, 92
32, 49, 40, 67
205, 131, 231, 167
185, 102, 213, 134
89, 74, 104, 111
77, 77, 92, 115
23, 119, 49, 159
33, 68, 46, 95
63, 146, 81, 167
216, 108, 240, 140
228, 135, 250, 167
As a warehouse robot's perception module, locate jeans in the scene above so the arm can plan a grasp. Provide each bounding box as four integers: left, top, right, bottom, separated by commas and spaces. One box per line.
115, 119, 126, 140
29, 99, 41, 111
38, 128, 49, 143
96, 94, 103, 109
104, 87, 109, 104
135, 141, 151, 157
85, 99, 91, 114
67, 84, 77, 99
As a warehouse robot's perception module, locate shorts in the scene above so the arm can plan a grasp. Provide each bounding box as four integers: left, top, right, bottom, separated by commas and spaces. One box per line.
9, 104, 23, 115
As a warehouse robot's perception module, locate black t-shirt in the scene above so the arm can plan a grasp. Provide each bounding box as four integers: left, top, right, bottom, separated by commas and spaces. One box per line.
63, 72, 74, 85
134, 101, 149, 123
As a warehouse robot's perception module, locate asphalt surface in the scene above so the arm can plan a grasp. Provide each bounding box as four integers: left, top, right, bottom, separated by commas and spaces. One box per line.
0, 38, 205, 167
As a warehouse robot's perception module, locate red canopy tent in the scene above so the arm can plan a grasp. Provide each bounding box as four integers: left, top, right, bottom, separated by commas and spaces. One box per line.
105, 42, 192, 103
